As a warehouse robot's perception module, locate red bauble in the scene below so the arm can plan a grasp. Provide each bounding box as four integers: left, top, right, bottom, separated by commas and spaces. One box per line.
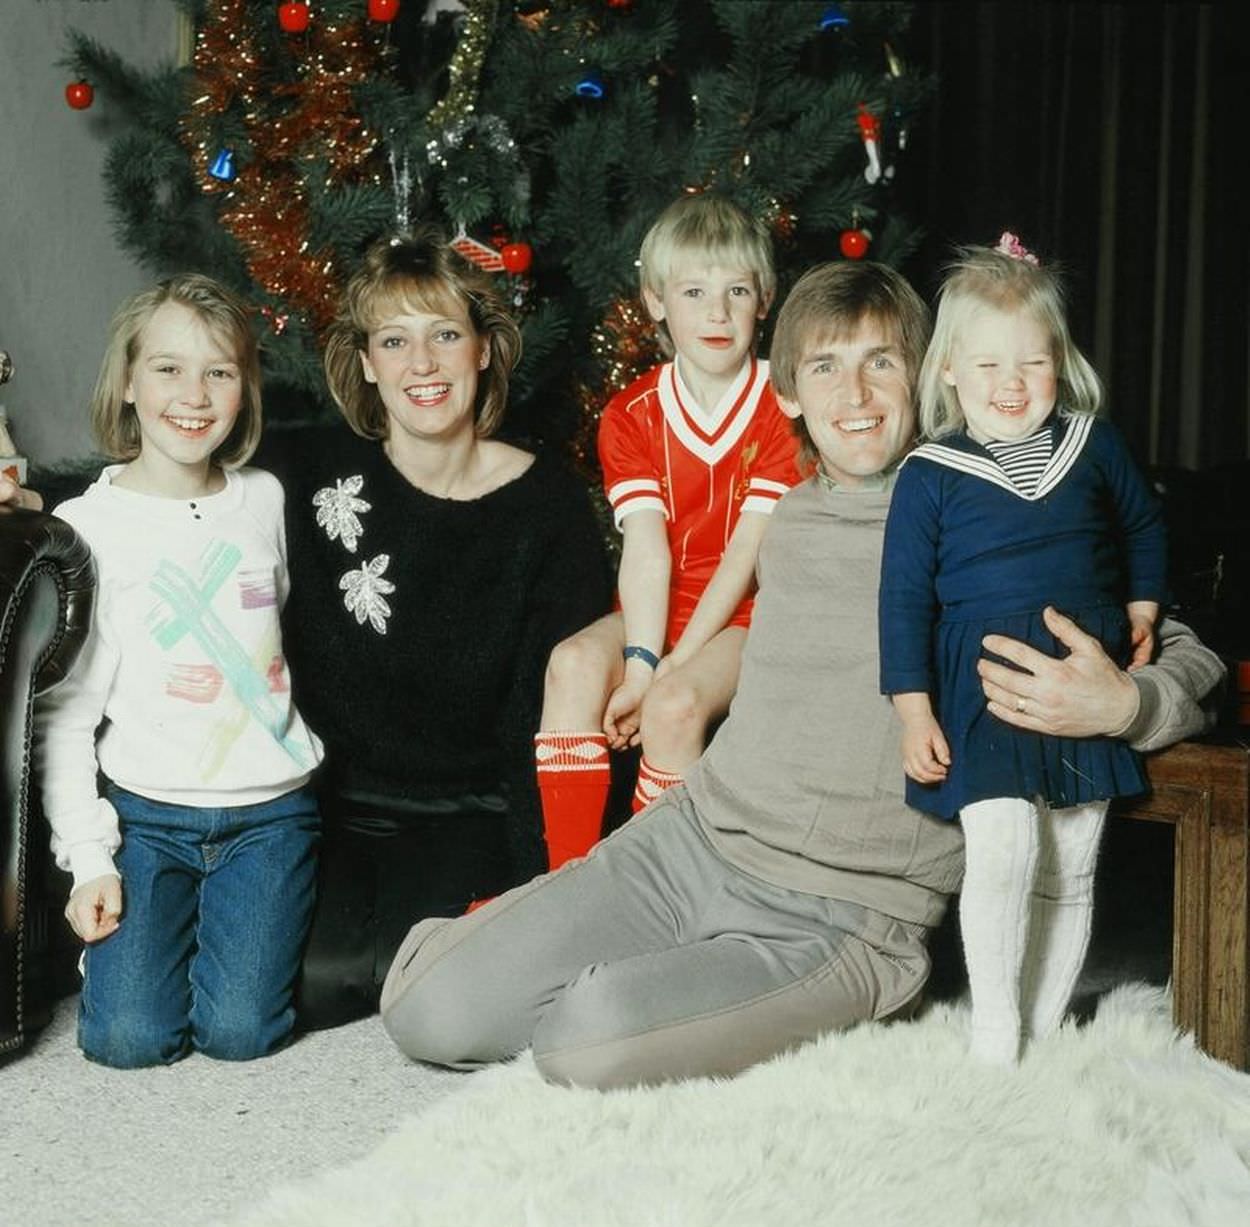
278, 2, 311, 33
367, 0, 400, 21
64, 80, 94, 110
839, 228, 870, 260
606, 0, 635, 8
500, 242, 534, 275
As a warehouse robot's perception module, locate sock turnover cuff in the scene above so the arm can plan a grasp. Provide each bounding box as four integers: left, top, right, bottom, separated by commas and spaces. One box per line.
535, 730, 610, 770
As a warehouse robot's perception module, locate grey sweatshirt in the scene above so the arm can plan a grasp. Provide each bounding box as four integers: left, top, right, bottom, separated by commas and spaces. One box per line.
686, 475, 1225, 927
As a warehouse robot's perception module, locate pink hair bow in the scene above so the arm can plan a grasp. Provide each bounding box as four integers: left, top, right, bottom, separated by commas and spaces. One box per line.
995, 232, 1039, 265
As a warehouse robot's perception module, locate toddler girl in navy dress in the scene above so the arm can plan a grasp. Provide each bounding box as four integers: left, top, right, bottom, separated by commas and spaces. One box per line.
878, 235, 1167, 1065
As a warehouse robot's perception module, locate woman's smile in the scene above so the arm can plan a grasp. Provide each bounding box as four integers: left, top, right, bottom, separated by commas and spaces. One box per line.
360, 306, 489, 447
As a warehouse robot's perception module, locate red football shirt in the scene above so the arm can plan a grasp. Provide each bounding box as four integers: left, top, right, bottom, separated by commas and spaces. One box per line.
598, 358, 801, 641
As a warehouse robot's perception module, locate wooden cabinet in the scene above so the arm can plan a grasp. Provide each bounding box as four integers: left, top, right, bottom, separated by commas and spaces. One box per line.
1115, 741, 1250, 1069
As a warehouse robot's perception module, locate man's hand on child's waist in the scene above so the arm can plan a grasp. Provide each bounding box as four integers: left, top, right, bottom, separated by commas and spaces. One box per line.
978, 606, 1140, 738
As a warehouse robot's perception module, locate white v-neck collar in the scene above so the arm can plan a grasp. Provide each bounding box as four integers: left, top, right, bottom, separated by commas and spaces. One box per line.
657, 358, 770, 466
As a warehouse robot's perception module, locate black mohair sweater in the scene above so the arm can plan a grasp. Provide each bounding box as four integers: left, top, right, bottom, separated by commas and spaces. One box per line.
260, 424, 612, 880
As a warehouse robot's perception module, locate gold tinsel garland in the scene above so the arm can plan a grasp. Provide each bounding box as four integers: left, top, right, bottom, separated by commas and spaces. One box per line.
426, 0, 499, 132
180, 0, 379, 331
572, 297, 662, 472
180, 0, 499, 335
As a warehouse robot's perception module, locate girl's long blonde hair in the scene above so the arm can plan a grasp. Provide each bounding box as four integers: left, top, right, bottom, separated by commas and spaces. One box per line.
917, 242, 1102, 440
91, 274, 263, 467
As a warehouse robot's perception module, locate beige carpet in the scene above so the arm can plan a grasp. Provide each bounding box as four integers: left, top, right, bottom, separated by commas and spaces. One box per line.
223, 984, 1250, 1227
1, 995, 464, 1227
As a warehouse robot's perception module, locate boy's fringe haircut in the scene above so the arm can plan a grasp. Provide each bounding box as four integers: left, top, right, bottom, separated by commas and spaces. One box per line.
638, 194, 776, 358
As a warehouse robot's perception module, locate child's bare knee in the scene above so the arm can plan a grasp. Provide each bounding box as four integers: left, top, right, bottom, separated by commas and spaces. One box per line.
641, 676, 705, 743
545, 633, 611, 695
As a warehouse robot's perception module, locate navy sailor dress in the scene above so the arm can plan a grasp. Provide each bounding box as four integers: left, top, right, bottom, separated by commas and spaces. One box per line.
878, 412, 1167, 820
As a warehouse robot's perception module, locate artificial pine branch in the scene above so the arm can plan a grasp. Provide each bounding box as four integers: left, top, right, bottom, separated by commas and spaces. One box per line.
64, 0, 933, 453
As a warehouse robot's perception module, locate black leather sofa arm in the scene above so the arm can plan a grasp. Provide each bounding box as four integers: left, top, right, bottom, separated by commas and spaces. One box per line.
1, 506, 95, 1057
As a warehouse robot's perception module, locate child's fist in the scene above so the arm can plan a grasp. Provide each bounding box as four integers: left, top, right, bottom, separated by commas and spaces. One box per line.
901, 722, 951, 785
66, 875, 123, 943
603, 677, 649, 749
1127, 617, 1156, 672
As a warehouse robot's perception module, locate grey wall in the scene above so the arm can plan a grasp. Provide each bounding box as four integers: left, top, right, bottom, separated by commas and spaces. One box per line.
0, 0, 181, 467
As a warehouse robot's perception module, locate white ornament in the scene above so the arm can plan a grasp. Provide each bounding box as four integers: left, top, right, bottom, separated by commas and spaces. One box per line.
424, 0, 466, 18
313, 475, 370, 553
388, 147, 413, 230
340, 554, 396, 635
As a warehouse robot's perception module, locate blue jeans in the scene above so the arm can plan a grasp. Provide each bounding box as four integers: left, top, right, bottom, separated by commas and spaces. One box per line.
79, 785, 320, 1068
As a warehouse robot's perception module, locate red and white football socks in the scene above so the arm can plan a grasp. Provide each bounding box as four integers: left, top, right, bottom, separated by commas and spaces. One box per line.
534, 730, 611, 869
631, 756, 683, 814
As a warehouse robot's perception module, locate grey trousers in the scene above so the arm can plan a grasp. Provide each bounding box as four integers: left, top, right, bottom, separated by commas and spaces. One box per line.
380, 787, 931, 1090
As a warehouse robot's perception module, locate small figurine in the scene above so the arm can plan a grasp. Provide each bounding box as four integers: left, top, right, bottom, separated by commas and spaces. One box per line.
0, 351, 27, 485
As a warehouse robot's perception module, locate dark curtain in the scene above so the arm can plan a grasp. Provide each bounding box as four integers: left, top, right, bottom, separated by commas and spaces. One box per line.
899, 1, 1248, 469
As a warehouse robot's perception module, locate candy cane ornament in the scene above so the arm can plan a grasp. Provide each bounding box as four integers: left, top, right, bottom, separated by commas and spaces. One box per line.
856, 103, 883, 185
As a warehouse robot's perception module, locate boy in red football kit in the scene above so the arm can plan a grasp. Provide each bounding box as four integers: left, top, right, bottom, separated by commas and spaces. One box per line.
535, 194, 802, 867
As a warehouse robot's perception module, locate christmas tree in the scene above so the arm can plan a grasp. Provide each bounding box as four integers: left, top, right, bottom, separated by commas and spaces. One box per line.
62, 0, 928, 465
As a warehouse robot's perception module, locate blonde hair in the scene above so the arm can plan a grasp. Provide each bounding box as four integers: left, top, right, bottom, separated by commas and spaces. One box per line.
918, 242, 1102, 439
323, 226, 522, 439
771, 261, 931, 465
91, 274, 262, 467
638, 194, 776, 357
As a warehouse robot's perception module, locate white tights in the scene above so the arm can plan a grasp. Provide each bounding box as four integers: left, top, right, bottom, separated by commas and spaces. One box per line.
958, 797, 1108, 1065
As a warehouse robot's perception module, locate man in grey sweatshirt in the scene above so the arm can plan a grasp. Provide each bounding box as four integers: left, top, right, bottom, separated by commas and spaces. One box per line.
379, 261, 1225, 1088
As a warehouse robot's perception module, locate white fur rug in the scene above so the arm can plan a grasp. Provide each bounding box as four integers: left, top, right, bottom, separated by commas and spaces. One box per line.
223, 985, 1250, 1227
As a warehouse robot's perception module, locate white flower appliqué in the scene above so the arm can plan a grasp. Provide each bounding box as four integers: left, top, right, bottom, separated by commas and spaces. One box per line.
340, 554, 396, 635
313, 476, 370, 553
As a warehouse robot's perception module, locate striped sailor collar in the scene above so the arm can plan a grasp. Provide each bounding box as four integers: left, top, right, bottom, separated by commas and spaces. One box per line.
901, 411, 1093, 501
982, 421, 1055, 455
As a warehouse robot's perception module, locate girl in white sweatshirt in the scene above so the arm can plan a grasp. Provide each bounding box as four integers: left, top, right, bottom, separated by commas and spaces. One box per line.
39, 274, 322, 1068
